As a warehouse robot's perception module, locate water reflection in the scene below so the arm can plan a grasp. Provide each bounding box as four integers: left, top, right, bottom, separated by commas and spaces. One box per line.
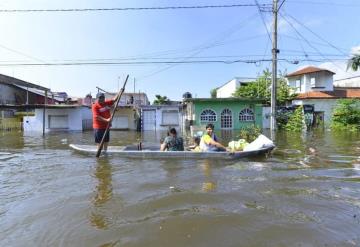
199, 160, 217, 192
89, 157, 113, 230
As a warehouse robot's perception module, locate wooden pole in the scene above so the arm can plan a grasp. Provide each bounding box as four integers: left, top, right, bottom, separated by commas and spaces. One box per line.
96, 75, 129, 157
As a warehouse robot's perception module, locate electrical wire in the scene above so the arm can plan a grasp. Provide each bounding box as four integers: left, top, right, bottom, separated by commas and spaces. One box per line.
0, 4, 270, 13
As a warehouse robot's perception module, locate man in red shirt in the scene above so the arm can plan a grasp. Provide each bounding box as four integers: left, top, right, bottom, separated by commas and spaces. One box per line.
92, 93, 119, 152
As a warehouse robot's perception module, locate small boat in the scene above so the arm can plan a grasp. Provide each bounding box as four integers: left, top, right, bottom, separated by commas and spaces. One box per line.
69, 143, 275, 160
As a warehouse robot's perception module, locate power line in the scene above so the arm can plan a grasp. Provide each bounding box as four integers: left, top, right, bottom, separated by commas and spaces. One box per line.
0, 58, 348, 67
0, 4, 271, 13
283, 12, 348, 56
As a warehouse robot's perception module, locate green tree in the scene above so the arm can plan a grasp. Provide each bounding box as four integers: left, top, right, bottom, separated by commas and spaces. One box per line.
210, 88, 217, 98
347, 54, 360, 71
153, 95, 170, 105
330, 99, 360, 131
285, 105, 304, 132
232, 69, 297, 105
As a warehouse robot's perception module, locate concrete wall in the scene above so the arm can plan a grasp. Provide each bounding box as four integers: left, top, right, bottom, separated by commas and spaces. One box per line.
142, 105, 182, 132
216, 79, 238, 98
24, 107, 92, 132
292, 99, 338, 125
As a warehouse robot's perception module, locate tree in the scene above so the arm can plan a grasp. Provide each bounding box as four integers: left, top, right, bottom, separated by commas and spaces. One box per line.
347, 54, 360, 71
153, 95, 170, 105
210, 88, 217, 98
232, 69, 297, 105
330, 99, 360, 131
285, 105, 304, 132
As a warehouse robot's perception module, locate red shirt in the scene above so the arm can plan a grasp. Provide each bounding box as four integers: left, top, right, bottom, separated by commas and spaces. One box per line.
92, 100, 114, 129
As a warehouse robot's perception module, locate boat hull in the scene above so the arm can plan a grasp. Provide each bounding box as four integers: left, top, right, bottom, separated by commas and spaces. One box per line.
69, 144, 275, 160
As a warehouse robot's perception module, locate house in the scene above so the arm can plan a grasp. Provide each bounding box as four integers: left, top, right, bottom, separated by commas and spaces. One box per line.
286, 66, 360, 125
216, 77, 255, 98
23, 105, 92, 132
100, 91, 150, 130
0, 74, 66, 131
183, 98, 263, 134
141, 104, 183, 132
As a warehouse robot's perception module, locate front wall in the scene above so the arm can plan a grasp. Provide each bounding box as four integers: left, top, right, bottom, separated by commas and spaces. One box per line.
193, 101, 262, 130
293, 99, 337, 125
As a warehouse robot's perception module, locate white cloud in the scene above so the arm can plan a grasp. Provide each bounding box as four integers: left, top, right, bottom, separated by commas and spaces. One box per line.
351, 45, 360, 55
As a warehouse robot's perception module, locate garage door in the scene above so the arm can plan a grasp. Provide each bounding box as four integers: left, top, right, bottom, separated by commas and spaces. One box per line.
112, 116, 129, 129
49, 115, 68, 129
142, 109, 156, 130
162, 110, 179, 125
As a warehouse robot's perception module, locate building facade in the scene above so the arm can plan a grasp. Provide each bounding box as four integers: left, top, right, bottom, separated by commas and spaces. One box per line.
183, 98, 263, 132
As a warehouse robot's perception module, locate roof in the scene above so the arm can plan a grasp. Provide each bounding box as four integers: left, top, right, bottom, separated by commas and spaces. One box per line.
0, 74, 49, 91
295, 89, 360, 99
183, 97, 264, 103
286, 66, 335, 77
12, 84, 65, 102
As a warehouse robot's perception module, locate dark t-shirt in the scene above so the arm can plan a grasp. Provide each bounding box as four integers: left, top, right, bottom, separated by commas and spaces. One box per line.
163, 136, 184, 151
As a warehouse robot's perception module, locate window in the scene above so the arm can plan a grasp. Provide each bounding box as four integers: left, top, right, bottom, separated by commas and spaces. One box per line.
295, 79, 301, 92
310, 77, 316, 88
239, 108, 254, 122
200, 109, 217, 122
221, 109, 232, 129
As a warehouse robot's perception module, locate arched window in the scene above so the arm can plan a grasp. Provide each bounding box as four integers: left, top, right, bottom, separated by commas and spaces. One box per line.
221, 109, 232, 129
239, 108, 254, 122
200, 109, 217, 122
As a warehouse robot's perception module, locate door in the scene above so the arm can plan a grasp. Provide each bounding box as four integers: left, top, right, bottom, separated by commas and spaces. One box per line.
221, 109, 232, 129
142, 109, 156, 130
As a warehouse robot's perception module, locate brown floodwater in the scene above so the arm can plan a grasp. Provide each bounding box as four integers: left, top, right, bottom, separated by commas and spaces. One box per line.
0, 129, 360, 247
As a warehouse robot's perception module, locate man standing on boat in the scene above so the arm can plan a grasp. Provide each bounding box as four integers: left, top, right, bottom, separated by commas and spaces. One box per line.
160, 128, 184, 151
200, 123, 227, 152
92, 92, 119, 152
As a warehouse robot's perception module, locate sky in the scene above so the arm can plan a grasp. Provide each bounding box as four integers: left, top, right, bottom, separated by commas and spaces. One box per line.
0, 0, 359, 102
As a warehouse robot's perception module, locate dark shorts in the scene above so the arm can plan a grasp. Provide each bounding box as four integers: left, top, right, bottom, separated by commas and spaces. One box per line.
94, 129, 110, 143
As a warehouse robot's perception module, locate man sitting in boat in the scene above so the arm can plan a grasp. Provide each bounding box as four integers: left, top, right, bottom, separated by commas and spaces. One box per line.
160, 128, 184, 151
200, 123, 227, 152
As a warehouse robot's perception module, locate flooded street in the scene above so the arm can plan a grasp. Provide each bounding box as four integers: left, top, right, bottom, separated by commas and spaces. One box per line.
1, 130, 360, 247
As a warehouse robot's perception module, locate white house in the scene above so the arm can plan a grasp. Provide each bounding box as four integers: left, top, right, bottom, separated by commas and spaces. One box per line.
286, 66, 335, 93
141, 104, 183, 132
286, 66, 360, 125
23, 105, 92, 133
216, 77, 255, 98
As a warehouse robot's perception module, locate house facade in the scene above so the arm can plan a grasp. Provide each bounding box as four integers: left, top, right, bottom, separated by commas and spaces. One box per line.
23, 105, 92, 132
216, 77, 255, 98
183, 98, 263, 133
286, 66, 335, 94
287, 66, 360, 125
141, 104, 183, 132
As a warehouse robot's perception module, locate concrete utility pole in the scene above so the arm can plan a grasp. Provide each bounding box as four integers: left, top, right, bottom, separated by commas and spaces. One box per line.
270, 0, 279, 137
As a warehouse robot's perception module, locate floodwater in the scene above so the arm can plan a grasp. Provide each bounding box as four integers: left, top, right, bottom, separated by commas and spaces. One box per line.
0, 129, 360, 247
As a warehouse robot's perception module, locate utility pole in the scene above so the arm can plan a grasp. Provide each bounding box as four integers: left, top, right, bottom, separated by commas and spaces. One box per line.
270, 0, 278, 138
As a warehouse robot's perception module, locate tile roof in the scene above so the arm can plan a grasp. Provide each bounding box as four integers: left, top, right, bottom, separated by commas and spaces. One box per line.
295, 89, 360, 99
286, 66, 335, 77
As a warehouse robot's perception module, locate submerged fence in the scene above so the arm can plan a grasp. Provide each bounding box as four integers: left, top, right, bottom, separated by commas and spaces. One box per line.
0, 119, 23, 131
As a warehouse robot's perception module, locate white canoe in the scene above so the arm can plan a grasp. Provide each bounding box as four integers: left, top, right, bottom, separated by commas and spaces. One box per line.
69, 144, 275, 160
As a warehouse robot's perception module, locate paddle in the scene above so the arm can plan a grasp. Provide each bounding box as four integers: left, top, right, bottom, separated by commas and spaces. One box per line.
96, 75, 129, 157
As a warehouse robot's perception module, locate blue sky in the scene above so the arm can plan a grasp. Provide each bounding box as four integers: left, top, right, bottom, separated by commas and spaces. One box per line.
0, 0, 359, 101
